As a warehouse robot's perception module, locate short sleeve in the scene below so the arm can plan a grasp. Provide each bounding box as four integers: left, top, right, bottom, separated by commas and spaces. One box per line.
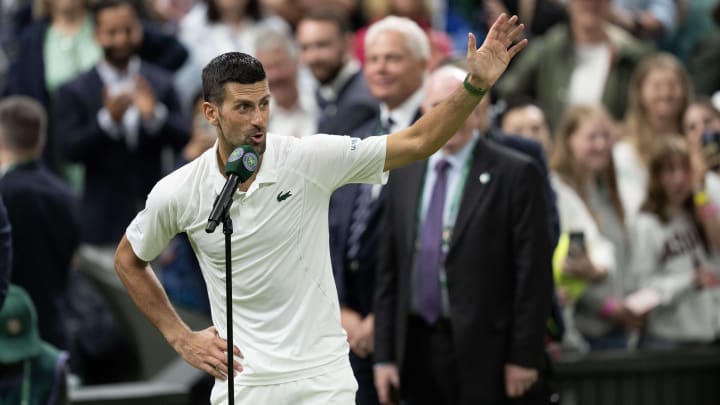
295, 134, 388, 191
125, 179, 182, 262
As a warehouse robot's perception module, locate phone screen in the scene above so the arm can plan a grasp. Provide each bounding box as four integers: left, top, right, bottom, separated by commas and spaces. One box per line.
702, 131, 720, 171
568, 231, 586, 259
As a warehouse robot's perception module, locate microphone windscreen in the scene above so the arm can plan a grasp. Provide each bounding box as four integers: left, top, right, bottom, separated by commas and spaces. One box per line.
225, 145, 259, 183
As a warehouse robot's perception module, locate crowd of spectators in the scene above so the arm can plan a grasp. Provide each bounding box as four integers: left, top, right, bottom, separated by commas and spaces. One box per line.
1, 0, 720, 402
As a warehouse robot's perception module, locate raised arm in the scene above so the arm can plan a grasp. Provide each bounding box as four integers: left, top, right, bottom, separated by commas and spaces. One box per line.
384, 14, 527, 171
114, 235, 242, 380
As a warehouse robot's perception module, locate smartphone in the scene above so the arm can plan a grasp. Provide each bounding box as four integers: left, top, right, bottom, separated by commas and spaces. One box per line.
567, 231, 586, 259
702, 131, 720, 171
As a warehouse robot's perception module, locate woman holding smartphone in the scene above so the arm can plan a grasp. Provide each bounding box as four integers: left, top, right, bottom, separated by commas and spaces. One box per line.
628, 135, 720, 349
551, 105, 641, 351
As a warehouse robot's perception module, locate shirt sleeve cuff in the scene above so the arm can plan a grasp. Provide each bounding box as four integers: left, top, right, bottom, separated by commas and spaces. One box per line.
142, 103, 168, 135
97, 108, 123, 139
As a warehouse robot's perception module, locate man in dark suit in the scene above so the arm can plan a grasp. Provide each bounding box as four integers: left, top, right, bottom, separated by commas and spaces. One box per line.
54, 0, 188, 246
296, 8, 377, 135
374, 65, 553, 405
0, 96, 79, 349
327, 15, 429, 405
0, 195, 10, 308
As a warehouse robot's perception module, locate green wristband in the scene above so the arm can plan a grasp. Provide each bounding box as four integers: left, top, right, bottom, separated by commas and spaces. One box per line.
463, 74, 487, 97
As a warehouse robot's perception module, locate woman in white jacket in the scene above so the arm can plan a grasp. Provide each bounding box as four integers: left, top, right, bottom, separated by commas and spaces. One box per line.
551, 105, 642, 351
629, 135, 720, 348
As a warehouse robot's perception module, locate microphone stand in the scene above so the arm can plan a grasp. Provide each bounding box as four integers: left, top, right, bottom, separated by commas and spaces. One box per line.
222, 212, 235, 405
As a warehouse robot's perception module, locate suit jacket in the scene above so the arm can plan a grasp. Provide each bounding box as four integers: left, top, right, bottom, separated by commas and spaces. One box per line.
328, 115, 386, 316
3, 20, 188, 170
329, 109, 421, 316
0, 195, 10, 308
54, 61, 189, 245
4, 20, 188, 107
374, 138, 553, 403
316, 70, 378, 136
0, 161, 79, 348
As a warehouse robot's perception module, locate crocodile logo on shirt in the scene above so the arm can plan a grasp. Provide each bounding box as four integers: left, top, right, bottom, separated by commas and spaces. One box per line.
277, 191, 292, 202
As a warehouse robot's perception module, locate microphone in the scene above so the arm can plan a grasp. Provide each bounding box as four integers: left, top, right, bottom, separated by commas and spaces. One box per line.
206, 145, 259, 233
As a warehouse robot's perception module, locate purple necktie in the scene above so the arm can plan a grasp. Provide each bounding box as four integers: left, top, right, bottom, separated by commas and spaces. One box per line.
418, 159, 451, 324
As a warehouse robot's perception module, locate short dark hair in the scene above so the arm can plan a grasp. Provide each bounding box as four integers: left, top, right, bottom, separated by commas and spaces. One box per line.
91, 0, 138, 24
0, 96, 46, 152
300, 7, 350, 34
201, 52, 266, 104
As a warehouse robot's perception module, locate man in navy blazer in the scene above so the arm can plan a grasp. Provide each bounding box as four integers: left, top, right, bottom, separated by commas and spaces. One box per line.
296, 8, 378, 136
0, 96, 79, 349
0, 195, 10, 309
327, 15, 429, 405
54, 0, 188, 245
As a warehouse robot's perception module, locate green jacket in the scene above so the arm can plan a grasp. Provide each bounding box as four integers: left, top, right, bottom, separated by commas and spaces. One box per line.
688, 31, 720, 97
498, 23, 653, 129
0, 343, 68, 405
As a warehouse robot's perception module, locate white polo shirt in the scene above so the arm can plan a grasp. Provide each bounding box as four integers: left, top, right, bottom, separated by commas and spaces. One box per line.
126, 133, 387, 388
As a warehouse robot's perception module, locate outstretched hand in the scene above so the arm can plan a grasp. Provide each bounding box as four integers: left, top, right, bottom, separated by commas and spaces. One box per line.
466, 14, 527, 90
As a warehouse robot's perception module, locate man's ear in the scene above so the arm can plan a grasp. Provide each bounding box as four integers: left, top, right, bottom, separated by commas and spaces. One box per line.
203, 101, 219, 126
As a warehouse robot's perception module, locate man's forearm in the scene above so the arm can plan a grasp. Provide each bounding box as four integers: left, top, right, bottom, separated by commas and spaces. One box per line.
386, 77, 486, 170
115, 240, 190, 347
411, 74, 486, 157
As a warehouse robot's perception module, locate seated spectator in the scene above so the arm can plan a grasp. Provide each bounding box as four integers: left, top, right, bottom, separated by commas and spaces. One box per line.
499, 96, 553, 155
628, 135, 720, 349
550, 105, 638, 351
0, 195, 9, 308
54, 0, 189, 246
0, 96, 79, 350
614, 53, 693, 222
0, 285, 69, 404
498, 0, 652, 130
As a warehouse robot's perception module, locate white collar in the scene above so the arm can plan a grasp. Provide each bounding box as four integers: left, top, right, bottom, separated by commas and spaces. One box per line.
96, 56, 141, 82
428, 131, 478, 170
379, 86, 425, 131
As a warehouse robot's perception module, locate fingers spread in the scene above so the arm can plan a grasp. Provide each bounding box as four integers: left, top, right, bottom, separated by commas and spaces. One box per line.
506, 23, 525, 47
467, 32, 477, 54
508, 38, 529, 60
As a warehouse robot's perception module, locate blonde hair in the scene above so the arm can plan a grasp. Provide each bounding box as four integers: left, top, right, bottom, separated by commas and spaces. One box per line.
551, 104, 624, 226
624, 53, 693, 165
